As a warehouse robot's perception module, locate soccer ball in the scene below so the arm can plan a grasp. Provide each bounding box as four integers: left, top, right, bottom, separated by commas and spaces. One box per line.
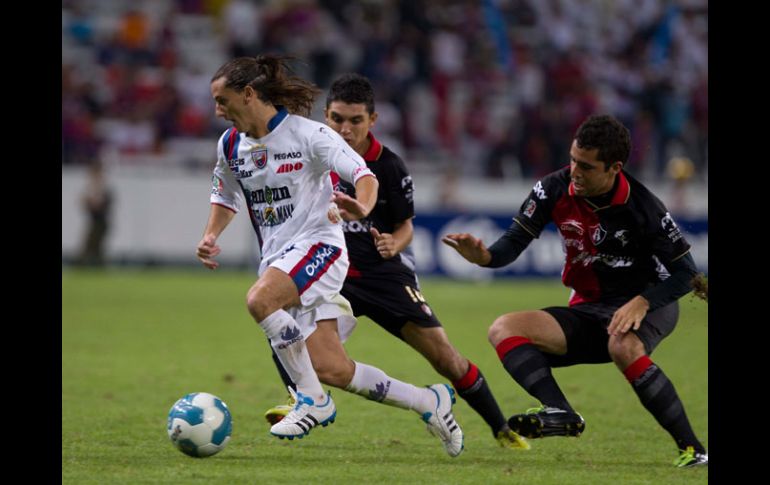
167, 392, 233, 457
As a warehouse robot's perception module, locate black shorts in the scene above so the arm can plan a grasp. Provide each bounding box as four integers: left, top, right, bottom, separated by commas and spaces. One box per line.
341, 274, 441, 339
541, 300, 679, 368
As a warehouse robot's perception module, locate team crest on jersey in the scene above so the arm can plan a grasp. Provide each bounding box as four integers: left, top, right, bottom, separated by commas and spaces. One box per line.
523, 199, 537, 218
211, 175, 224, 195
590, 224, 607, 245
251, 146, 268, 169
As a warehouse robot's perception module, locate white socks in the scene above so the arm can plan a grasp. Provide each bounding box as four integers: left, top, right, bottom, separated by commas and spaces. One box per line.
345, 361, 434, 414
260, 309, 325, 402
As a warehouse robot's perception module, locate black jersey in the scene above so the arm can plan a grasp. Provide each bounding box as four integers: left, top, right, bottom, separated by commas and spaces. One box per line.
331, 133, 415, 280
513, 167, 691, 305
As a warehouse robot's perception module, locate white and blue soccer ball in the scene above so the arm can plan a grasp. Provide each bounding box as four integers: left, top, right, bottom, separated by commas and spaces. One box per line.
167, 392, 232, 457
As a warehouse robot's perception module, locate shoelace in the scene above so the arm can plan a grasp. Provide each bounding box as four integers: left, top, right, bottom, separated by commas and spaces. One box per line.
673, 446, 696, 466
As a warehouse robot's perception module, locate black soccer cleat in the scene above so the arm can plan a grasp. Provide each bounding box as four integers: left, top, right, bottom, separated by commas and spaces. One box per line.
508, 405, 585, 439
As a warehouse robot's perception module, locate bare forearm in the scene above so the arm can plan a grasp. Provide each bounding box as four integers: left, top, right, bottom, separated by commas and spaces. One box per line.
354, 176, 378, 217
390, 219, 414, 255
204, 204, 236, 238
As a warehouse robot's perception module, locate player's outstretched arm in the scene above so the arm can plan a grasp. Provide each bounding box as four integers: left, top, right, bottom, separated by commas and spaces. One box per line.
441, 233, 492, 266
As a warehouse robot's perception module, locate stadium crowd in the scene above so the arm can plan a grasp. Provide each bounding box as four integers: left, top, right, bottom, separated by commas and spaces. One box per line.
62, 0, 707, 182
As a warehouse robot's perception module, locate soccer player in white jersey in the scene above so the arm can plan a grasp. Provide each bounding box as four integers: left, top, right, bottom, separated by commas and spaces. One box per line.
196, 55, 463, 456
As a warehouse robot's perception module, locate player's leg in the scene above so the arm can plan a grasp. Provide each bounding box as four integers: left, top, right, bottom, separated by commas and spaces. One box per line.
306, 319, 465, 457
263, 346, 296, 425
246, 267, 326, 405
256, 241, 350, 439
609, 303, 707, 467
401, 323, 528, 449
489, 309, 585, 438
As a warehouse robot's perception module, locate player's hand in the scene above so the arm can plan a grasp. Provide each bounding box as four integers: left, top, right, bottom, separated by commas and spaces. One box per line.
332, 190, 369, 221
371, 228, 398, 259
327, 202, 342, 224
196, 234, 221, 270
441, 233, 491, 266
607, 296, 650, 336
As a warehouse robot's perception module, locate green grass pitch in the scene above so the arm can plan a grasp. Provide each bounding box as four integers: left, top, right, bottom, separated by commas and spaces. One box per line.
62, 269, 707, 484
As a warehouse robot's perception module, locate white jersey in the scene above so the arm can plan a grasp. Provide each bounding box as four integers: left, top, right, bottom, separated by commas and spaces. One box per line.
210, 109, 374, 269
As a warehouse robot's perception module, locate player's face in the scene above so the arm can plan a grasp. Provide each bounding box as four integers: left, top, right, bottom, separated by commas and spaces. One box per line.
569, 140, 622, 197
211, 77, 249, 131
325, 102, 377, 156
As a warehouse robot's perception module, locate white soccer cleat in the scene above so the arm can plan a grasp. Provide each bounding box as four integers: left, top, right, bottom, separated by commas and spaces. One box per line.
422, 384, 464, 457
269, 391, 336, 440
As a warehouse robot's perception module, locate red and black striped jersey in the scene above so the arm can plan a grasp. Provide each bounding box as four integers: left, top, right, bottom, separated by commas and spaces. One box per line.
513, 167, 691, 305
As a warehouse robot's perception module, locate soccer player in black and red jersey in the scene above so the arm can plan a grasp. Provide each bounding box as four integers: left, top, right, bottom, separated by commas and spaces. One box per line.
443, 114, 708, 468
266, 73, 529, 450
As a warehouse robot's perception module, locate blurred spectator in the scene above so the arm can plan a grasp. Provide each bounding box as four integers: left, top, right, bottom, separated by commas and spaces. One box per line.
61, 0, 707, 183
222, 0, 263, 57
77, 162, 113, 267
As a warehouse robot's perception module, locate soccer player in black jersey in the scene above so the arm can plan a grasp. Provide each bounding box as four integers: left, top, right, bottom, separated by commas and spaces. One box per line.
443, 114, 707, 467
266, 73, 529, 450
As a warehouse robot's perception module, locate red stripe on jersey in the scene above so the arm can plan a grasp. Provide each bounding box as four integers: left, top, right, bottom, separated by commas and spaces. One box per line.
226, 128, 239, 159
624, 355, 653, 382
552, 194, 602, 304
495, 336, 532, 360
330, 171, 340, 189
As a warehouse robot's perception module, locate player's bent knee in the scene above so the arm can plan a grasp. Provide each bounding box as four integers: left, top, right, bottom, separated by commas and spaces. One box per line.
607, 335, 645, 367
246, 287, 275, 322
488, 314, 521, 346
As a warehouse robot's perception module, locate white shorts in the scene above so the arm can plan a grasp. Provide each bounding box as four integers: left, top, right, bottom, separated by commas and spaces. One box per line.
266, 239, 356, 341
288, 293, 357, 343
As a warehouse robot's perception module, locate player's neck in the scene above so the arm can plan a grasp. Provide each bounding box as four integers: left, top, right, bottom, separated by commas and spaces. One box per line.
356, 136, 372, 158
247, 105, 279, 138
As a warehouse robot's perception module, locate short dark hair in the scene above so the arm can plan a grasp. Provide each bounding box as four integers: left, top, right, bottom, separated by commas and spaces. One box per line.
575, 115, 631, 169
326, 73, 375, 114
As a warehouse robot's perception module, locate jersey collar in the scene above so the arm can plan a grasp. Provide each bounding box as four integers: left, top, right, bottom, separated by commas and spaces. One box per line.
569, 170, 631, 210
363, 132, 383, 162
267, 106, 289, 132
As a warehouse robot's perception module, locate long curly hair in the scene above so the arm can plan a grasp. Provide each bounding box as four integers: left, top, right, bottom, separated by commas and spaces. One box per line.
211, 55, 321, 116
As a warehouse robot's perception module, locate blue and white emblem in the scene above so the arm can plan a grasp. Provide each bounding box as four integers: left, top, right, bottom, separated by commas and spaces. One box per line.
252, 148, 268, 169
